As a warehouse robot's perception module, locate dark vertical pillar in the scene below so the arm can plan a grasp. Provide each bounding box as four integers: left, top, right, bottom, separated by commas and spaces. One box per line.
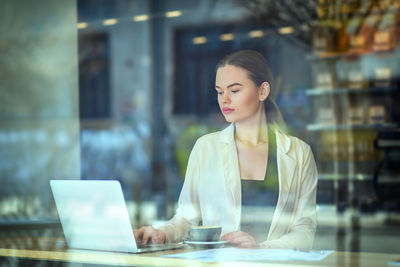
149, 0, 167, 217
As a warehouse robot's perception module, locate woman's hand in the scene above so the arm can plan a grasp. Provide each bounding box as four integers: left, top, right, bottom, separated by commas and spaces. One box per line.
133, 226, 166, 245
221, 231, 258, 248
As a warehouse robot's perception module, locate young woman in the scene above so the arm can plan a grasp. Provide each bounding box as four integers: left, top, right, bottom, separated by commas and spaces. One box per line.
134, 50, 318, 249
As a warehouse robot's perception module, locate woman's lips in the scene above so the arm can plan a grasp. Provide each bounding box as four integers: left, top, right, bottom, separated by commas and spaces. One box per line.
222, 108, 234, 114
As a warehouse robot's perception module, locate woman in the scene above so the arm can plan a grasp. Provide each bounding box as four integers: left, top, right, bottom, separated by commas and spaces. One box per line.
135, 50, 318, 249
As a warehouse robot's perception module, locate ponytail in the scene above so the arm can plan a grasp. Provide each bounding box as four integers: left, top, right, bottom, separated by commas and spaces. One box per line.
265, 97, 287, 133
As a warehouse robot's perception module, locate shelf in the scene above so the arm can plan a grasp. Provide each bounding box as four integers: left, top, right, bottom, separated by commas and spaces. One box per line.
319, 173, 372, 181
378, 177, 400, 184
305, 86, 396, 96
319, 173, 400, 183
306, 52, 345, 61
307, 49, 395, 61
307, 123, 397, 131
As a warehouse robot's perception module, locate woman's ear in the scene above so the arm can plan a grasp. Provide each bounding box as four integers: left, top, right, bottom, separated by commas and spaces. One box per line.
259, 82, 270, 101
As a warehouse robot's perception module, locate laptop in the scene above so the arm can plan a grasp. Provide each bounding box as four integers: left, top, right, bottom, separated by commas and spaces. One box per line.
50, 180, 184, 253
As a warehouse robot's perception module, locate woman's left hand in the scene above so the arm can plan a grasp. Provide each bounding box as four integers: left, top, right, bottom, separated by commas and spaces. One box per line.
221, 231, 258, 248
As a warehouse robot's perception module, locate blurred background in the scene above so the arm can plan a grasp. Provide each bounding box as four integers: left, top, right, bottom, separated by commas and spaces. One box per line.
1, 0, 400, 255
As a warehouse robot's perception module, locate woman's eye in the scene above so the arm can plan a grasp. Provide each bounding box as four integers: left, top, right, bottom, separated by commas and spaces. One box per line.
232, 90, 239, 93
216, 91, 223, 95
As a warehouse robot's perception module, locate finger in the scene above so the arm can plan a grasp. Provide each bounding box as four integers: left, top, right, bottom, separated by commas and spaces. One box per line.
221, 231, 240, 240
153, 232, 165, 243
237, 236, 257, 248
228, 232, 247, 243
229, 234, 249, 243
151, 231, 160, 243
142, 228, 152, 245
133, 227, 144, 240
229, 233, 256, 245
221, 234, 228, 240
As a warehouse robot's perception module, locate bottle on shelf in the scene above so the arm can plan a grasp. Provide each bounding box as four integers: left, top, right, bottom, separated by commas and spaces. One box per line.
373, 67, 392, 87
336, 59, 369, 89
318, 107, 336, 125
313, 23, 337, 57
347, 16, 375, 55
347, 106, 365, 125
372, 12, 399, 52
368, 105, 386, 125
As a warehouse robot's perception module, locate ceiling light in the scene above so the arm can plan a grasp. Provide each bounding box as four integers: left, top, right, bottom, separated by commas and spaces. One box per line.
77, 22, 88, 29
248, 30, 264, 38
279, 26, 294, 35
220, 33, 235, 41
103, 18, 118, 26
165, 10, 182, 18
134, 14, 149, 22
192, 36, 207, 45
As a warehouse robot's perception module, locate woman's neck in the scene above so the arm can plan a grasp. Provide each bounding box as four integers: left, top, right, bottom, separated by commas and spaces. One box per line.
234, 104, 268, 147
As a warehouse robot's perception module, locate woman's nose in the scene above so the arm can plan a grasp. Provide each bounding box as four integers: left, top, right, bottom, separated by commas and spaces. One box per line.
222, 92, 230, 103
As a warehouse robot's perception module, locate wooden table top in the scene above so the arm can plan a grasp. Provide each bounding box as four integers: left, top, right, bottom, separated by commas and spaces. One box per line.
0, 236, 399, 267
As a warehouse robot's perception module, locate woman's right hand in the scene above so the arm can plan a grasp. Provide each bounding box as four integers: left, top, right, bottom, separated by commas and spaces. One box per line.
133, 226, 166, 245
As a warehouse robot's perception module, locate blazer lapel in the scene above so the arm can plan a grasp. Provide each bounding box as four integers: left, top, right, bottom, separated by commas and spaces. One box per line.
276, 130, 297, 196
219, 124, 242, 230
268, 130, 297, 239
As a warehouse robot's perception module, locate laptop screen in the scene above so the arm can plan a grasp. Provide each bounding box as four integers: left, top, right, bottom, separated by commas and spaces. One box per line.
50, 180, 138, 253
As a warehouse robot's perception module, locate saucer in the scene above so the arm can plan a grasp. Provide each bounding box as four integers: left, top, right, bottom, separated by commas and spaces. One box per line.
183, 239, 228, 248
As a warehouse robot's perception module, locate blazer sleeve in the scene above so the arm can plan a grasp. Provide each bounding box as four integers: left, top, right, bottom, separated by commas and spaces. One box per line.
260, 144, 318, 250
158, 140, 202, 243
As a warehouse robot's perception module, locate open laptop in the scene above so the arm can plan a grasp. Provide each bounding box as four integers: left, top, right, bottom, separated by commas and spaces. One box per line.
50, 180, 184, 253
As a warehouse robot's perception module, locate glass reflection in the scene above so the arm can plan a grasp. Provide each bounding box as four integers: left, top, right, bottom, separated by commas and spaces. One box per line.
0, 0, 399, 263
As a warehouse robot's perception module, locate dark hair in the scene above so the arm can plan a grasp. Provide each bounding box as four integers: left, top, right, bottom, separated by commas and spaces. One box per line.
216, 50, 286, 131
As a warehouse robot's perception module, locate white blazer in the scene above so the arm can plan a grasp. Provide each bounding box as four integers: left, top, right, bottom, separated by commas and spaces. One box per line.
159, 123, 318, 250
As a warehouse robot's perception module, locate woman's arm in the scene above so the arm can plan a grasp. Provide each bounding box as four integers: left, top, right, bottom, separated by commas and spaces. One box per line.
260, 144, 318, 250
157, 213, 192, 243
157, 140, 202, 243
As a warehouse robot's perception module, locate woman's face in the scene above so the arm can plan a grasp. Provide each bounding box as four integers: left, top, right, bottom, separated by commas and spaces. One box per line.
215, 64, 264, 123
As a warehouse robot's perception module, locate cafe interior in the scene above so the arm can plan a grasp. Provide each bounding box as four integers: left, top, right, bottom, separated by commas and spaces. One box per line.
1, 0, 400, 266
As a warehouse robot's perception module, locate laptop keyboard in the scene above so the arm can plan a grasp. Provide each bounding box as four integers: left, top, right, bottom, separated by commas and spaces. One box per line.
136, 240, 165, 249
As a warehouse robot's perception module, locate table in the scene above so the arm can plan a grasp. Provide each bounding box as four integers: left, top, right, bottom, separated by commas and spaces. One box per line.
0, 236, 399, 266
